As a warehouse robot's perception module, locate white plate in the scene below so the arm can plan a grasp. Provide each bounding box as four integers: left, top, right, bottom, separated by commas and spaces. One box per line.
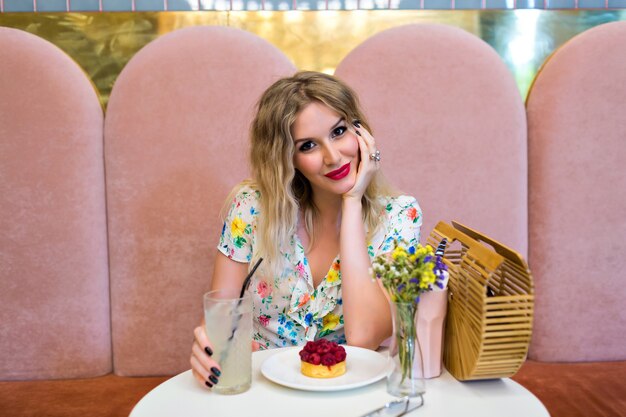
261, 346, 391, 391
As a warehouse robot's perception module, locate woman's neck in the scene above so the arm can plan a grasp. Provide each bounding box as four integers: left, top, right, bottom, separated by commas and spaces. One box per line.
312, 191, 343, 226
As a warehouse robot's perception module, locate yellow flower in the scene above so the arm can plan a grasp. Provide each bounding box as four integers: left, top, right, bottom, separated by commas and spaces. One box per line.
322, 313, 340, 331
327, 268, 339, 283
392, 246, 407, 260
231, 217, 246, 238
419, 270, 436, 289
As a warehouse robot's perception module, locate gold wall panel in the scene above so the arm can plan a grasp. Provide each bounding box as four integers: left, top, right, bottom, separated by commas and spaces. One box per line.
1, 10, 625, 107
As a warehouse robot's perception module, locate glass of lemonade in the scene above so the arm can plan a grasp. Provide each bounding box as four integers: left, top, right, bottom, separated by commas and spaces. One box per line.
203, 288, 253, 395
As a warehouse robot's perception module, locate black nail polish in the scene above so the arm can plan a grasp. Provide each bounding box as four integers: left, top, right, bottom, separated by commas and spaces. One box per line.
204, 346, 213, 356
209, 375, 219, 384
355, 130, 361, 136
211, 367, 222, 377
205, 380, 213, 388
354, 121, 361, 128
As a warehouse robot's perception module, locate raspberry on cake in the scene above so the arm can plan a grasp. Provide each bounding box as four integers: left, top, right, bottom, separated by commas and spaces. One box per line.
299, 339, 347, 378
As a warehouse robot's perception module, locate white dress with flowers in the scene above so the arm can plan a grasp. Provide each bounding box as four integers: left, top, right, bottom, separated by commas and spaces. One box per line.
218, 185, 422, 349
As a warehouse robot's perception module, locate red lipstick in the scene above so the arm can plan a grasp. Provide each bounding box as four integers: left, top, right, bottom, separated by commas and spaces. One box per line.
325, 163, 351, 180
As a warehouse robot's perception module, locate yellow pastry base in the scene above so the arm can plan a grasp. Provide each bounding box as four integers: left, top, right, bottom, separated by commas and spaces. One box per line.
300, 360, 346, 378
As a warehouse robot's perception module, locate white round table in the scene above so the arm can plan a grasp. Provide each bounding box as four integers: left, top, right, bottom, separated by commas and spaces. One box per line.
130, 348, 549, 417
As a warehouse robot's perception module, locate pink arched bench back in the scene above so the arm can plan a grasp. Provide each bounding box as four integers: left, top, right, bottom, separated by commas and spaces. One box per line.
335, 24, 528, 257
527, 21, 626, 362
0, 27, 110, 380
105, 26, 295, 376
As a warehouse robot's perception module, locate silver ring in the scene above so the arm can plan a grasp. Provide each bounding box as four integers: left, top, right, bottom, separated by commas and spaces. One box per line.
369, 150, 381, 162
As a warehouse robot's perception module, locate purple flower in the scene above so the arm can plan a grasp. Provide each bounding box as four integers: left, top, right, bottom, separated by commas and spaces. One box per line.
424, 255, 432, 264
397, 284, 406, 293
409, 278, 418, 284
435, 256, 447, 271
414, 296, 420, 303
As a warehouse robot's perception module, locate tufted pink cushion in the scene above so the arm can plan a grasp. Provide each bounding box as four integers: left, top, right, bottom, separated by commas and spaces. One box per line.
527, 21, 626, 362
0, 28, 110, 379
335, 24, 528, 257
105, 26, 295, 376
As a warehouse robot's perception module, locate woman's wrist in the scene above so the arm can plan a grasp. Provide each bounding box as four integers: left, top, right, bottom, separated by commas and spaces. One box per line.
342, 193, 363, 205
341, 195, 363, 212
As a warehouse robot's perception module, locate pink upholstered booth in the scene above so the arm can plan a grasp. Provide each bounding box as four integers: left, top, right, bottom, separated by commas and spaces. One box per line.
0, 27, 110, 380
526, 21, 626, 362
335, 24, 528, 257
104, 26, 295, 376
3, 19, 626, 417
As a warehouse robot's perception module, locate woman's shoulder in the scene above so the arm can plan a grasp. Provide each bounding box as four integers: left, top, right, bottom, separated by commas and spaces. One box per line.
370, 194, 422, 253
378, 194, 420, 212
227, 181, 261, 203
377, 194, 422, 225
222, 181, 261, 218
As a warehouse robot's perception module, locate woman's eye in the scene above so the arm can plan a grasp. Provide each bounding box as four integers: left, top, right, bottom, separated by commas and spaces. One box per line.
299, 141, 315, 152
332, 126, 347, 138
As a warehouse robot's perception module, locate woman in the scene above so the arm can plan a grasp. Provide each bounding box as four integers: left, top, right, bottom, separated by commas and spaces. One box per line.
190, 71, 422, 389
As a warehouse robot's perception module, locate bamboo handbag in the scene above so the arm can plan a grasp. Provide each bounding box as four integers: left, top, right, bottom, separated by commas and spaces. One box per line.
427, 221, 534, 381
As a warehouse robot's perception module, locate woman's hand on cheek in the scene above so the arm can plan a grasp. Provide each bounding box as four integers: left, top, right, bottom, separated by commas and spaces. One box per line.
343, 124, 379, 202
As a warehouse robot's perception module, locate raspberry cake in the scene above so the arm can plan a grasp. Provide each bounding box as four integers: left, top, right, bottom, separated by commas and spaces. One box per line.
299, 339, 347, 378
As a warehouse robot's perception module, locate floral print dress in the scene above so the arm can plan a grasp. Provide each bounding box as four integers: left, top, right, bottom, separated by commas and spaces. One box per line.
218, 185, 422, 349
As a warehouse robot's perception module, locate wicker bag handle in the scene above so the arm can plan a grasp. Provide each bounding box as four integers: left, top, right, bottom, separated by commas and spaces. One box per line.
433, 221, 503, 271
450, 221, 527, 269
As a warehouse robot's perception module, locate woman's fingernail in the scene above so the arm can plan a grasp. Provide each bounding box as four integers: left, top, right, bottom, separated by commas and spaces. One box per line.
211, 367, 222, 377
209, 375, 219, 384
355, 130, 361, 136
205, 380, 213, 388
204, 346, 213, 356
354, 121, 361, 128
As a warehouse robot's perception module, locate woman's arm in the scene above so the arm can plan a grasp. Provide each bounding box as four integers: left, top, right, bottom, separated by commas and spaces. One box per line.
210, 251, 249, 292
339, 198, 392, 350
339, 124, 392, 349
192, 185, 259, 388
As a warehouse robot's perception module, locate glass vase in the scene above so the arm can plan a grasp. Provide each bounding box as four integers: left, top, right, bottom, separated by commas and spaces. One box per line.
387, 301, 425, 397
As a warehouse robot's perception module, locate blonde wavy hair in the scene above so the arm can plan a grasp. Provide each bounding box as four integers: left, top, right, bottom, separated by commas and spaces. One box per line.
233, 71, 397, 277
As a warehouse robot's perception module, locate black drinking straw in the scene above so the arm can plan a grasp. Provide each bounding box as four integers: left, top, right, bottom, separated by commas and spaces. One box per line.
218, 258, 264, 363
231, 257, 264, 336
239, 257, 263, 298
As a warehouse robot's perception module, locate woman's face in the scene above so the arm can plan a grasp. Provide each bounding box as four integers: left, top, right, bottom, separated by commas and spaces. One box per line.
291, 101, 360, 199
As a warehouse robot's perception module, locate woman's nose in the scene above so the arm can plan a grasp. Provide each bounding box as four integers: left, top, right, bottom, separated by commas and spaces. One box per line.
323, 143, 342, 166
